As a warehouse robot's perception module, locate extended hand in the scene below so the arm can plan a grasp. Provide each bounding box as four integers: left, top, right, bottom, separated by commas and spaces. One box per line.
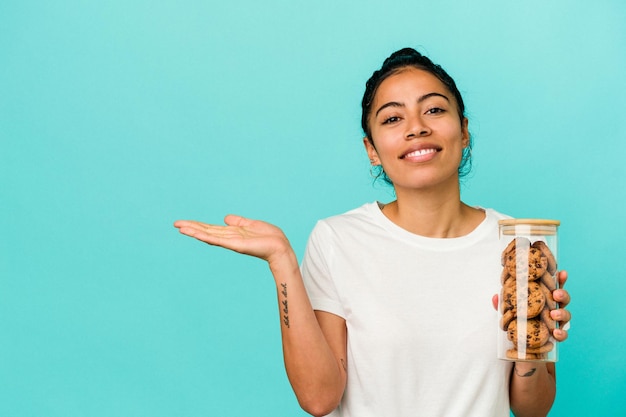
174, 215, 292, 264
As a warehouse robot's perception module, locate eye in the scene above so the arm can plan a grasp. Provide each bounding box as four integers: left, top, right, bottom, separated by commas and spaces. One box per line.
382, 116, 401, 125
425, 107, 445, 115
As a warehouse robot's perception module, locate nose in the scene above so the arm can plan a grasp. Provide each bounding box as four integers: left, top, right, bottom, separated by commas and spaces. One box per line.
405, 114, 431, 139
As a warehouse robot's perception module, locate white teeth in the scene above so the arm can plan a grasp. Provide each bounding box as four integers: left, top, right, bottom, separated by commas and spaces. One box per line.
405, 148, 436, 158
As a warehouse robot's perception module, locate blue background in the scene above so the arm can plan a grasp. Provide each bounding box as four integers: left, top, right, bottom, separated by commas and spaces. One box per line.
1, 0, 625, 416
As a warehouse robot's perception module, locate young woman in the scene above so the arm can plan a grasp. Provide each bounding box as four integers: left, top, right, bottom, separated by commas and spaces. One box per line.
174, 48, 571, 417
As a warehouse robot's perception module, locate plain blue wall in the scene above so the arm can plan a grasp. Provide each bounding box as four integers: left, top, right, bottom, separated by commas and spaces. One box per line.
1, 0, 625, 416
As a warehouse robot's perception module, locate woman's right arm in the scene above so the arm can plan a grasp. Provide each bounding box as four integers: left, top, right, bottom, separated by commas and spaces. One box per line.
174, 216, 347, 416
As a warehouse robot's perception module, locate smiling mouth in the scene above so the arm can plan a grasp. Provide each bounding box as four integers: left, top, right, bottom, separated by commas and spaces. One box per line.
401, 148, 439, 159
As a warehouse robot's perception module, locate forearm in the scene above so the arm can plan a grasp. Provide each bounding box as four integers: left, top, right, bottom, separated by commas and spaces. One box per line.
510, 362, 556, 417
268, 252, 346, 416
174, 217, 346, 414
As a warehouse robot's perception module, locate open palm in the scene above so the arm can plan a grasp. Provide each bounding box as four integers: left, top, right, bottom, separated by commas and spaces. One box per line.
174, 215, 291, 263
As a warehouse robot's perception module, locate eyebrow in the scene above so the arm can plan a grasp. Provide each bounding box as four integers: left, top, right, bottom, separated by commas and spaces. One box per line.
374, 92, 450, 117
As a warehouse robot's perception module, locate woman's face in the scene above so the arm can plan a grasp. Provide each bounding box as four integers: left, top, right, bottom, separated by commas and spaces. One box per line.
364, 67, 469, 193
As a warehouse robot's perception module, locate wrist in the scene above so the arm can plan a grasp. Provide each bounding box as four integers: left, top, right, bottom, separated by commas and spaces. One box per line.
267, 246, 300, 277
513, 364, 537, 378
513, 361, 547, 378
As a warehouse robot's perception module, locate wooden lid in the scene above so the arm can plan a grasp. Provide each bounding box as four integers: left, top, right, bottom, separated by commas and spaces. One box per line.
498, 219, 560, 227
499, 219, 560, 235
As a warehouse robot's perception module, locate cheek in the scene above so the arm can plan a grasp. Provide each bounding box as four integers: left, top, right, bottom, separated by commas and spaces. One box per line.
444, 124, 466, 147
368, 129, 397, 153
371, 142, 396, 164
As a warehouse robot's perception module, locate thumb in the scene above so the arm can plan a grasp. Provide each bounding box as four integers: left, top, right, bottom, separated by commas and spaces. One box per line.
223, 214, 249, 227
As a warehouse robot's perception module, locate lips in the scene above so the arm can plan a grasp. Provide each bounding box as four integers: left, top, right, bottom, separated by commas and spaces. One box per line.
400, 145, 441, 159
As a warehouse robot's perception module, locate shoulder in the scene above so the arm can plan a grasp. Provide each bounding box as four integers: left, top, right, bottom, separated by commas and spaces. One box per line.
307, 202, 382, 243
481, 207, 513, 222
315, 202, 379, 230
463, 207, 512, 242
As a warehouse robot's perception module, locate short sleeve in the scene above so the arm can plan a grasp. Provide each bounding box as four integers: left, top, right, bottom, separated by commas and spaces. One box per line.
301, 221, 346, 318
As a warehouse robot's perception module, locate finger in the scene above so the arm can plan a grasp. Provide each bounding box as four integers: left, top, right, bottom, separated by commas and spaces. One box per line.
492, 294, 499, 311
550, 307, 571, 342
224, 214, 251, 227
550, 308, 571, 324
557, 270, 568, 288
174, 219, 212, 229
175, 219, 240, 239
177, 225, 218, 241
177, 225, 246, 250
552, 328, 568, 342
174, 219, 232, 240
553, 288, 570, 308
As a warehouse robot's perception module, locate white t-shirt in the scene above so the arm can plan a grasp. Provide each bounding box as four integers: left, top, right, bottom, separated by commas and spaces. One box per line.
301, 202, 513, 417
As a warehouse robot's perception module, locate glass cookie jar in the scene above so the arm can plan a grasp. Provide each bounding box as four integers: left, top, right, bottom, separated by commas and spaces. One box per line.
497, 219, 560, 362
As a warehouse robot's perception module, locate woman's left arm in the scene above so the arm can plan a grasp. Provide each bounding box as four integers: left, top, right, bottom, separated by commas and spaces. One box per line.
509, 270, 571, 417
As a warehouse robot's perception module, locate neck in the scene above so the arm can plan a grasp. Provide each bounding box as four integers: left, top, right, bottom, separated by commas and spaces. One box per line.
382, 183, 484, 238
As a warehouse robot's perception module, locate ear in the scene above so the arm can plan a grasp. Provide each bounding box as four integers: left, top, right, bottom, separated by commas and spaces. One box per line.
461, 118, 470, 148
363, 137, 380, 165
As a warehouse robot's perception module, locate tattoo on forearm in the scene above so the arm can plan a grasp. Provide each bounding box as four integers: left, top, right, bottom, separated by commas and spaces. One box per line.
280, 283, 290, 328
340, 359, 347, 372
514, 367, 537, 377
282, 299, 289, 325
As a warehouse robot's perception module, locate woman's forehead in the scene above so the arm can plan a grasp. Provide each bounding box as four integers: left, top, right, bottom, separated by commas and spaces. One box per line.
377, 68, 448, 95
372, 67, 454, 110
